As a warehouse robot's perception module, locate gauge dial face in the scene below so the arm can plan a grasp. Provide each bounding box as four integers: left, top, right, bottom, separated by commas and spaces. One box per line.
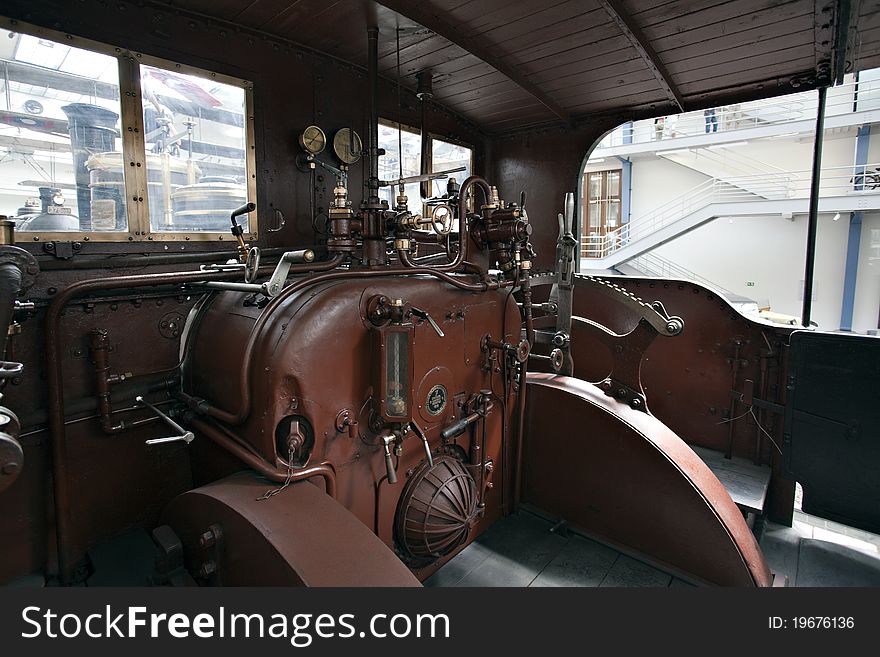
333, 128, 363, 164
299, 125, 326, 155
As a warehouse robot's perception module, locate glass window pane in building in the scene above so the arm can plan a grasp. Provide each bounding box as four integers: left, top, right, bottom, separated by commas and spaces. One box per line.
378, 121, 421, 211
589, 173, 601, 199
0, 30, 127, 232
607, 201, 619, 226
431, 138, 472, 197
588, 201, 600, 229
140, 64, 248, 232
607, 171, 620, 198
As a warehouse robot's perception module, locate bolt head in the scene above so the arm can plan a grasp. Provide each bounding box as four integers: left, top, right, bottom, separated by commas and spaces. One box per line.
199, 531, 215, 548
198, 561, 217, 577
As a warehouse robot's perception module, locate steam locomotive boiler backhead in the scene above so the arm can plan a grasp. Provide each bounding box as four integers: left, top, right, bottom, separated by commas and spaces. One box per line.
173, 272, 522, 576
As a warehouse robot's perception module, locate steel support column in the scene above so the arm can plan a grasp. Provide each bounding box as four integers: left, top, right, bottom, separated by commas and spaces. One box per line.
801, 86, 827, 327
839, 124, 871, 331
617, 156, 632, 226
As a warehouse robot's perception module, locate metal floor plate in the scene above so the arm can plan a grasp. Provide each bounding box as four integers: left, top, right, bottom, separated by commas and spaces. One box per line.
690, 445, 771, 514
425, 510, 687, 588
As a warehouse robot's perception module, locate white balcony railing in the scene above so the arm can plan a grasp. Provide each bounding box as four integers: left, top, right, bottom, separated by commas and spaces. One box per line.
582, 163, 880, 259
594, 77, 880, 150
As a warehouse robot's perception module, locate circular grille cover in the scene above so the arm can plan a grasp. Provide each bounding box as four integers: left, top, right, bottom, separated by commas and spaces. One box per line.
395, 455, 479, 561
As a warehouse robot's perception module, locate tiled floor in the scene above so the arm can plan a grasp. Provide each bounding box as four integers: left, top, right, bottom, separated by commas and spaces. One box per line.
428, 508, 880, 587
425, 510, 689, 588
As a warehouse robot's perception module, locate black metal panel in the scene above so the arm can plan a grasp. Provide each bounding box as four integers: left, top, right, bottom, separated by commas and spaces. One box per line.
784, 331, 880, 533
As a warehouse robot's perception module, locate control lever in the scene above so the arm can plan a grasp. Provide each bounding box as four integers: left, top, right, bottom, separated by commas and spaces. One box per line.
410, 307, 444, 337
230, 202, 256, 263
409, 421, 434, 467
136, 396, 194, 446
440, 399, 493, 440
381, 434, 397, 484
263, 249, 315, 296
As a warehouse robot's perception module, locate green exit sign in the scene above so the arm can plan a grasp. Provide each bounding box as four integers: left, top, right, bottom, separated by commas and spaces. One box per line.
746, 282, 755, 287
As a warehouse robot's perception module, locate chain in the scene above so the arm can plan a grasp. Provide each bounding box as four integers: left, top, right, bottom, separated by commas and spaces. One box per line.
256, 441, 295, 501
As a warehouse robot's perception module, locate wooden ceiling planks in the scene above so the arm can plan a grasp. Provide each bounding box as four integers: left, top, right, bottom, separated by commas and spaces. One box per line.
145, 0, 871, 134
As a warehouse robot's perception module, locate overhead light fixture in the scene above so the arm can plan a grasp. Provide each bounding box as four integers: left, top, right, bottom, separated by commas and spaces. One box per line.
656, 148, 691, 156
589, 157, 606, 164
832, 212, 841, 221
707, 141, 749, 150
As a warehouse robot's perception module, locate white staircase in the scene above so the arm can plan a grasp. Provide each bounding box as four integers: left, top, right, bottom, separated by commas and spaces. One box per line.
617, 252, 731, 295
657, 147, 798, 198
581, 163, 880, 270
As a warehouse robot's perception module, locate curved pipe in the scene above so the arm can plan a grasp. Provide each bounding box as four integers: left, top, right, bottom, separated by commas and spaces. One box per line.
0, 262, 23, 357
182, 264, 505, 425
44, 256, 339, 583
189, 417, 336, 498
400, 176, 491, 273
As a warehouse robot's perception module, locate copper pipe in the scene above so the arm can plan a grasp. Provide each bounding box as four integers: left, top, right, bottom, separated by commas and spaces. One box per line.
90, 329, 124, 434
521, 273, 535, 346
45, 262, 281, 583
182, 263, 499, 426
512, 269, 531, 511
190, 418, 336, 498
399, 176, 490, 273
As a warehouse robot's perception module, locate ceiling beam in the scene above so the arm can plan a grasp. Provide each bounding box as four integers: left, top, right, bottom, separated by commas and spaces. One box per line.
375, 0, 571, 126
598, 0, 684, 112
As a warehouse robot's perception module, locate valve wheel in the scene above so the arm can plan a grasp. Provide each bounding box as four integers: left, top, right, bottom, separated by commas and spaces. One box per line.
431, 203, 453, 235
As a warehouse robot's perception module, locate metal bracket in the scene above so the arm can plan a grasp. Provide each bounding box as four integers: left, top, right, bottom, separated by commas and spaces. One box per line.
263, 249, 316, 297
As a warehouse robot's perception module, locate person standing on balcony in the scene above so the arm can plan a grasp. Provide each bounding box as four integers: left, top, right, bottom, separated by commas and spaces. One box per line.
704, 107, 718, 133
654, 116, 665, 140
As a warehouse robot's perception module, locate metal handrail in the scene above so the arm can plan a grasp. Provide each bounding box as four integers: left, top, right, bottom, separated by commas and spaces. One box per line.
594, 76, 880, 149
623, 252, 730, 295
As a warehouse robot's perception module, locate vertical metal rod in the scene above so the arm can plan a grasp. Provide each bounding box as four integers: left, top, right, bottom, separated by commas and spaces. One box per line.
801, 86, 827, 327
367, 26, 380, 204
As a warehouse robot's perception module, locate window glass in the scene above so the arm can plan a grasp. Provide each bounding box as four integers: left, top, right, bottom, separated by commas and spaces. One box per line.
589, 173, 601, 199
607, 171, 620, 198
431, 138, 472, 196
0, 30, 128, 231
140, 64, 248, 232
607, 202, 619, 226
378, 121, 421, 211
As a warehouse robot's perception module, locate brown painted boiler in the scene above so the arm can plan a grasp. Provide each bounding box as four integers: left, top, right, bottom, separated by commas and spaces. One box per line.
171, 276, 520, 581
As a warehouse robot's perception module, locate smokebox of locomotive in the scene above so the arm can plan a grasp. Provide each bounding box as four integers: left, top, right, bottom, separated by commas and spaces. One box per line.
181, 275, 520, 570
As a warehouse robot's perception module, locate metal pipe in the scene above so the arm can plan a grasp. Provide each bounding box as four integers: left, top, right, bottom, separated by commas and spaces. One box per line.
399, 175, 490, 273
45, 263, 276, 583
0, 262, 22, 357
178, 262, 502, 425
37, 246, 299, 271
801, 86, 827, 327
513, 357, 529, 512
90, 329, 126, 434
367, 26, 380, 204
189, 417, 336, 498
416, 71, 433, 200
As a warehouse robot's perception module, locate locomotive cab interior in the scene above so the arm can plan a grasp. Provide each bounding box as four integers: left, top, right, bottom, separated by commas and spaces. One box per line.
0, 0, 878, 589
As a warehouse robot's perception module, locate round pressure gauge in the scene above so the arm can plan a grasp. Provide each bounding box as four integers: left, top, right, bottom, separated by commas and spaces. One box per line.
298, 125, 326, 155
333, 128, 363, 164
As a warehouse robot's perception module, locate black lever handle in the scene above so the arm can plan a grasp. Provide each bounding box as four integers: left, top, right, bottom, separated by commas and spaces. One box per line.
230, 202, 256, 222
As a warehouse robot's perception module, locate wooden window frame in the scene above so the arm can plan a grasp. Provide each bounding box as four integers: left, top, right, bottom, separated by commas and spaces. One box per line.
2, 17, 257, 243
